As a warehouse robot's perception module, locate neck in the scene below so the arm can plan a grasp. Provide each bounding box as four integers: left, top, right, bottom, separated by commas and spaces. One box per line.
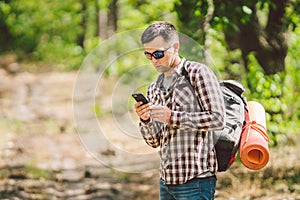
172, 56, 181, 68
164, 56, 181, 77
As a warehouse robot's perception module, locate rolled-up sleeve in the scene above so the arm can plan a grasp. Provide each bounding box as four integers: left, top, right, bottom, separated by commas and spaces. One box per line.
139, 120, 163, 148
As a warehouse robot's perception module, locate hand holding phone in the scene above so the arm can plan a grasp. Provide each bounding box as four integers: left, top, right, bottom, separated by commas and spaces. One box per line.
132, 93, 150, 122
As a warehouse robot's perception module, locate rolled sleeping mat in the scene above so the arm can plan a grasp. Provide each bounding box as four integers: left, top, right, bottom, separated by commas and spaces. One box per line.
240, 101, 270, 170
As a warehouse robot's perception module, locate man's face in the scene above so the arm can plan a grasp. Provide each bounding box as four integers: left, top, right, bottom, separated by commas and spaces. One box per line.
143, 36, 175, 74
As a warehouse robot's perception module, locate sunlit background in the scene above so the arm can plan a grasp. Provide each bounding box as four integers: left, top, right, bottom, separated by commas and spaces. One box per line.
0, 0, 299, 199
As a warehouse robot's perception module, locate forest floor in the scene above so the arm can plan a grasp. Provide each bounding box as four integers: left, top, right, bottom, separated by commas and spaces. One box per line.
0, 67, 299, 200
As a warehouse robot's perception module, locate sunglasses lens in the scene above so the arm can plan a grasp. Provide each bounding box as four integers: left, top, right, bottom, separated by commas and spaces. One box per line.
144, 49, 167, 60
153, 51, 164, 59
144, 52, 152, 60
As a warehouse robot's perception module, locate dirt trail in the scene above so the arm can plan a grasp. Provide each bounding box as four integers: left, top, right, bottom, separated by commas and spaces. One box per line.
0, 69, 158, 199
0, 68, 299, 199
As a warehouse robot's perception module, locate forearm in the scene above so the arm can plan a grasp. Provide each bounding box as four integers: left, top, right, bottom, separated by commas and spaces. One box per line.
170, 109, 225, 131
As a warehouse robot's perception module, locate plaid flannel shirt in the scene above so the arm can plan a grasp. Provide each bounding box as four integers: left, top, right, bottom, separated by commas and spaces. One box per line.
140, 58, 225, 185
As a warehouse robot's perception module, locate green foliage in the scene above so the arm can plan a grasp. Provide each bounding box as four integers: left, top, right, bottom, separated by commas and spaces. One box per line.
243, 37, 300, 145
0, 0, 178, 70
211, 0, 256, 31
0, 0, 88, 69
174, 0, 209, 44
282, 26, 300, 139
245, 55, 286, 146
118, 0, 176, 30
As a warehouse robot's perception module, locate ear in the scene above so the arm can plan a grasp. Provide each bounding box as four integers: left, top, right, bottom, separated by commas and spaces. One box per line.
173, 42, 179, 53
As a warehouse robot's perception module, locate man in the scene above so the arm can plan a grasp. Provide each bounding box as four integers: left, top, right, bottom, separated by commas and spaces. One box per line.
134, 21, 225, 200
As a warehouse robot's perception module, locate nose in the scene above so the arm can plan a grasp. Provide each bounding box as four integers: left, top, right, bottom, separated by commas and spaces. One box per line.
151, 57, 158, 64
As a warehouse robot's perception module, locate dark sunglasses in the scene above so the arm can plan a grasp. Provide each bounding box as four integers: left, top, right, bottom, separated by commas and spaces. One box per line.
144, 46, 171, 60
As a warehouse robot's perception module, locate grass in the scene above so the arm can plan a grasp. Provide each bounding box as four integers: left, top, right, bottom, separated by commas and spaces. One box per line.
25, 166, 54, 180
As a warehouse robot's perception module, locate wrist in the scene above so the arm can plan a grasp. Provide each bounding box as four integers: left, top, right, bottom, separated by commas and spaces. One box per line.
140, 118, 150, 124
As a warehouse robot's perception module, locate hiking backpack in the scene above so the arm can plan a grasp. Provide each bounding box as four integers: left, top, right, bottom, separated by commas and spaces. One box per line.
182, 65, 248, 172
214, 80, 247, 171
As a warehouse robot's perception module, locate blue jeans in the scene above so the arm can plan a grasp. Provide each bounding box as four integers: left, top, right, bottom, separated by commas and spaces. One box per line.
159, 176, 217, 200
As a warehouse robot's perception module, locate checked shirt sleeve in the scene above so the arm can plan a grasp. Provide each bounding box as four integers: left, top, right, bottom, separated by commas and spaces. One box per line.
171, 62, 225, 131
139, 120, 163, 148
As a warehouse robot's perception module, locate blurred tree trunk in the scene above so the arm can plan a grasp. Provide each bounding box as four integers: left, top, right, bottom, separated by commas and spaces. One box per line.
99, 0, 118, 40
78, 0, 87, 47
224, 0, 288, 75
95, 0, 100, 37
99, 10, 108, 39
108, 0, 118, 34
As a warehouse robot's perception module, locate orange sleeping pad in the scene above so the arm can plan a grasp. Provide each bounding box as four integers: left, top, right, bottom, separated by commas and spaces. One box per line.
240, 101, 270, 170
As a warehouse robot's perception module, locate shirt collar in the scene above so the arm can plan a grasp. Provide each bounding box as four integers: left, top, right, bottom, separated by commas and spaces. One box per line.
156, 57, 187, 90
174, 57, 186, 75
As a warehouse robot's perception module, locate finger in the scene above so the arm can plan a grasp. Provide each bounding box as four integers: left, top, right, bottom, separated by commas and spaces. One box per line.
151, 112, 165, 119
134, 101, 143, 109
151, 109, 165, 116
152, 116, 164, 123
135, 102, 148, 112
137, 104, 151, 117
141, 112, 150, 119
139, 103, 150, 113
150, 106, 163, 111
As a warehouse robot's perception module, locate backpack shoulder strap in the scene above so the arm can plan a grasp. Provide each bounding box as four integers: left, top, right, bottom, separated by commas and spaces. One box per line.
182, 60, 194, 87
181, 61, 203, 110
182, 60, 190, 83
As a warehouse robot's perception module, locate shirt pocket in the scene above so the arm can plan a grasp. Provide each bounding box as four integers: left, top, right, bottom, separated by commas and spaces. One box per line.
172, 83, 200, 111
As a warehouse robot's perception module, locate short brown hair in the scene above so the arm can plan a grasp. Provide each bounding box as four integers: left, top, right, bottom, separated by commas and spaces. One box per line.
141, 21, 178, 44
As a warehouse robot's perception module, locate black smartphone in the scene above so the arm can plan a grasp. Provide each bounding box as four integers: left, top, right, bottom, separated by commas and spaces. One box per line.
132, 93, 149, 105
